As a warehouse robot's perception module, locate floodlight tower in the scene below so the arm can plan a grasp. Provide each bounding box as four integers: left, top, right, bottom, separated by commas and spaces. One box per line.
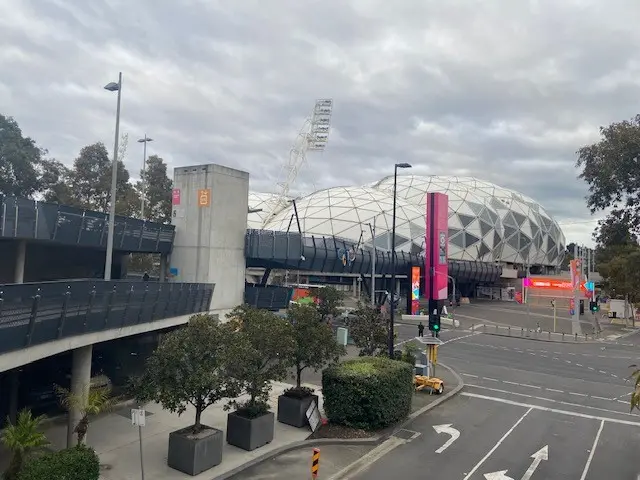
262, 99, 334, 227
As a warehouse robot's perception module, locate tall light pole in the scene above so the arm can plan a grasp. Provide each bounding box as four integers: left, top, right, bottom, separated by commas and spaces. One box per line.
103, 73, 123, 281
388, 162, 412, 358
137, 135, 153, 218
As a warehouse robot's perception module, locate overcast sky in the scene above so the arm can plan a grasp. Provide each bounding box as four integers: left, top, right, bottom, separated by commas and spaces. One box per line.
3, 0, 639, 247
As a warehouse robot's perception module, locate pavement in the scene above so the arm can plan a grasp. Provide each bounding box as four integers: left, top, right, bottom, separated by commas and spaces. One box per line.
346, 322, 640, 479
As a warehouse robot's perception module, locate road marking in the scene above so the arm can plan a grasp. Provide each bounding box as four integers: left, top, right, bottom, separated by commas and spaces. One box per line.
553, 357, 560, 361
540, 354, 548, 358
612, 374, 618, 378
592, 396, 612, 401
554, 352, 562, 355
568, 353, 576, 356
579, 419, 604, 480
546, 388, 564, 393
462, 407, 533, 480
520, 384, 541, 389
327, 436, 406, 479
503, 381, 519, 386
465, 385, 640, 420
599, 371, 607, 374
576, 364, 583, 367
462, 392, 640, 426
565, 360, 572, 364
433, 424, 460, 454
588, 367, 595, 370
484, 377, 499, 382
569, 392, 588, 397
462, 373, 479, 378
540, 350, 548, 353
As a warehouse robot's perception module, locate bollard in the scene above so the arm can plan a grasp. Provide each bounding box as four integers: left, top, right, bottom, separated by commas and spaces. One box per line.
521, 328, 524, 337
575, 333, 578, 342
311, 448, 320, 479
548, 331, 551, 340
562, 333, 564, 341
483, 324, 487, 333
495, 324, 498, 333
508, 326, 511, 336
585, 333, 588, 341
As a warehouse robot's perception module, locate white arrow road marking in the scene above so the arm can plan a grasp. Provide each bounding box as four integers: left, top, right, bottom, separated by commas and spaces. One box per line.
433, 423, 460, 453
522, 445, 548, 480
484, 470, 514, 480
484, 445, 548, 480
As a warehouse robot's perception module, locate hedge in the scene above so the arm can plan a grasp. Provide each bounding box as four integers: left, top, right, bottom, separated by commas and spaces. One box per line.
17, 445, 100, 480
322, 356, 413, 430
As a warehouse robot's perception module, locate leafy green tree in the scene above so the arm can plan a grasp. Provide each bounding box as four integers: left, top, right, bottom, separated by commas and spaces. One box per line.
1, 409, 49, 480
131, 314, 241, 433
138, 155, 172, 223
286, 304, 345, 392
316, 286, 344, 319
226, 305, 295, 417
576, 115, 640, 233
348, 303, 388, 356
0, 115, 46, 198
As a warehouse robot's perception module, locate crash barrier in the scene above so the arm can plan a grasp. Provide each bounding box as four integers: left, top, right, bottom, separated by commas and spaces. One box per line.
471, 323, 600, 342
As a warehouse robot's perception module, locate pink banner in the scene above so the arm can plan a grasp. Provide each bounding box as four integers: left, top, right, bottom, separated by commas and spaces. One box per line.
172, 188, 181, 205
425, 193, 449, 300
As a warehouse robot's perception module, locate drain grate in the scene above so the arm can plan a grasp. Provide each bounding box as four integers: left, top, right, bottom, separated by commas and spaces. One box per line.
393, 428, 420, 441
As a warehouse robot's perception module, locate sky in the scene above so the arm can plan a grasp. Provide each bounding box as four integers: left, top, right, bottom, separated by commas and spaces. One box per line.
2, 1, 639, 247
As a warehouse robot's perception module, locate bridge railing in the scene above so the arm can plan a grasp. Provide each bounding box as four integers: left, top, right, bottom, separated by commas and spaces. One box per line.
0, 280, 214, 356
244, 285, 293, 311
0, 196, 175, 254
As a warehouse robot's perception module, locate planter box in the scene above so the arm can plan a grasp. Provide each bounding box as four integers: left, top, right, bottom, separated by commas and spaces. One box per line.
167, 425, 223, 476
277, 394, 319, 428
226, 410, 274, 451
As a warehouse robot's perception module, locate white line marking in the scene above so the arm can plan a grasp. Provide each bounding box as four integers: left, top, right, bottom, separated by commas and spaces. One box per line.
592, 396, 612, 401
588, 367, 595, 370
540, 350, 548, 353
569, 392, 588, 397
546, 388, 564, 393
579, 419, 604, 480
328, 436, 405, 480
462, 373, 479, 378
554, 352, 562, 355
541, 354, 548, 358
483, 377, 499, 382
576, 364, 583, 367
612, 374, 618, 378
553, 357, 560, 361
568, 353, 576, 356
599, 371, 607, 374
462, 392, 640, 426
598, 355, 606, 358
503, 381, 519, 386
465, 384, 640, 419
462, 407, 533, 480
520, 384, 541, 389
565, 360, 572, 364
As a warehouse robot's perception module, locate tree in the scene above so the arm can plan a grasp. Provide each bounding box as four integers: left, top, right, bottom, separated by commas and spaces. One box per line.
286, 304, 345, 392
226, 305, 295, 417
138, 155, 172, 223
1, 409, 49, 480
316, 286, 344, 319
348, 303, 388, 356
560, 242, 577, 270
630, 365, 640, 412
0, 115, 46, 199
55, 383, 120, 446
576, 115, 640, 233
131, 314, 240, 434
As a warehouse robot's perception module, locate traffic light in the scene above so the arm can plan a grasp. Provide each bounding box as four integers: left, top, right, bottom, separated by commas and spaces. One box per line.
428, 309, 440, 333
589, 301, 599, 312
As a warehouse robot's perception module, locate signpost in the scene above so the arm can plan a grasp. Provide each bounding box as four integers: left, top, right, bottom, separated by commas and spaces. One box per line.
305, 400, 321, 432
131, 407, 146, 480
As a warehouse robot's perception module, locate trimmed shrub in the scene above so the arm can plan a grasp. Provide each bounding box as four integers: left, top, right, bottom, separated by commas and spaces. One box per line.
322, 356, 413, 430
17, 445, 100, 480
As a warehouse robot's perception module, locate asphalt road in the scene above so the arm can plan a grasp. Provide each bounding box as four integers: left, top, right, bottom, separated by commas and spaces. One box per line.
353, 328, 640, 479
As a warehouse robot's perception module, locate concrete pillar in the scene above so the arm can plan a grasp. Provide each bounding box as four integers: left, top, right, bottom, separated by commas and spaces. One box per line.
14, 240, 26, 283
159, 253, 168, 283
8, 370, 19, 424
67, 345, 92, 448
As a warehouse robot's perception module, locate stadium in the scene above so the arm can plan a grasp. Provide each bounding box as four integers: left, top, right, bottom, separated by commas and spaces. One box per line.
246, 175, 566, 300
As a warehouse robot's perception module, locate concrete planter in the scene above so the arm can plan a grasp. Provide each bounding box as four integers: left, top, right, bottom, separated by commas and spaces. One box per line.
167, 425, 223, 476
226, 410, 274, 451
277, 393, 319, 428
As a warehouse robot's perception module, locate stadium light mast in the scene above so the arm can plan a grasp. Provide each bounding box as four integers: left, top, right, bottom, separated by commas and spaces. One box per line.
263, 99, 334, 227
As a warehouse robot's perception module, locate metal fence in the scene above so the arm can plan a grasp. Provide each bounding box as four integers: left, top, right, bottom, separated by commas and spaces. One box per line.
0, 196, 175, 254
244, 285, 293, 311
0, 280, 214, 356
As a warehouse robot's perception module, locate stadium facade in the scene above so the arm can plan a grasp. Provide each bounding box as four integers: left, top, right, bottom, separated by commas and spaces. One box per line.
248, 175, 566, 272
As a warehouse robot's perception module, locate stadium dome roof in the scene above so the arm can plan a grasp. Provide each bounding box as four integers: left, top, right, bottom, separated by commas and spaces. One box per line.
262, 186, 425, 253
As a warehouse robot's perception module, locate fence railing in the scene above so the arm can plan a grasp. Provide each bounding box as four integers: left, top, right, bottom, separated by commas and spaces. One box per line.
0, 196, 175, 254
0, 280, 214, 356
244, 285, 293, 311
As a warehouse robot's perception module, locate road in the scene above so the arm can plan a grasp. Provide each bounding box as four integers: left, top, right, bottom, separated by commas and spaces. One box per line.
353, 324, 640, 479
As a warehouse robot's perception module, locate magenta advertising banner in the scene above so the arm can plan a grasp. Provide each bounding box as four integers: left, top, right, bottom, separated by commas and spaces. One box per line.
425, 192, 449, 300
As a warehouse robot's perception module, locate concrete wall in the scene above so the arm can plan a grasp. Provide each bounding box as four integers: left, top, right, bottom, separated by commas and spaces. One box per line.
170, 164, 249, 316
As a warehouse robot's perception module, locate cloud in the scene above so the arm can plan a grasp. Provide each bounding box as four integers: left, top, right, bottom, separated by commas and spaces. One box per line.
1, 0, 637, 247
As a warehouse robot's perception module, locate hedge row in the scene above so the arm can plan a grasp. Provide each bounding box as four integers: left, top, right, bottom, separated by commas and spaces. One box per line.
18, 445, 100, 480
322, 356, 413, 430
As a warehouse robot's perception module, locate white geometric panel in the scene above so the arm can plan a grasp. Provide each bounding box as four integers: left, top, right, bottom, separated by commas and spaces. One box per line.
248, 192, 287, 229
262, 186, 426, 253
372, 175, 566, 267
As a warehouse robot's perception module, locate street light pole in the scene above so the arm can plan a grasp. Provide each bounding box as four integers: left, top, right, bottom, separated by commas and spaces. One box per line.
388, 162, 411, 358
137, 135, 153, 219
103, 72, 122, 281
371, 215, 376, 308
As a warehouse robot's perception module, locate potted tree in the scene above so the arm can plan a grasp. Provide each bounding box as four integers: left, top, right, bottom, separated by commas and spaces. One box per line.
278, 304, 345, 427
131, 314, 241, 476
1, 409, 49, 480
225, 305, 295, 451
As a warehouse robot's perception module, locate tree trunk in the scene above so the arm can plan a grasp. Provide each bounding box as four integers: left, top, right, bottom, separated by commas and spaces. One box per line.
194, 402, 202, 433
296, 363, 303, 388
6, 450, 22, 480
75, 415, 89, 446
